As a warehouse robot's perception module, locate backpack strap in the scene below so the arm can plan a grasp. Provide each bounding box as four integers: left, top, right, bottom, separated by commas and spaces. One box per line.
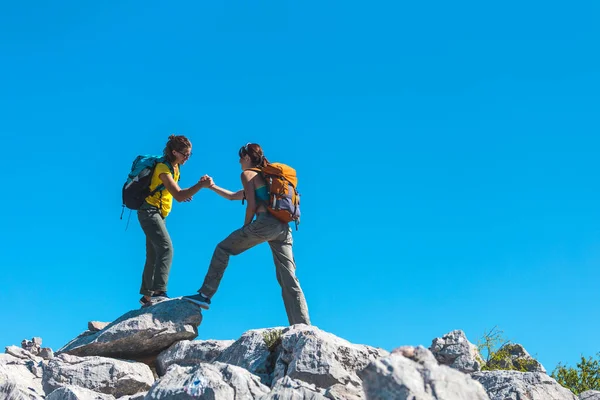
145, 160, 176, 216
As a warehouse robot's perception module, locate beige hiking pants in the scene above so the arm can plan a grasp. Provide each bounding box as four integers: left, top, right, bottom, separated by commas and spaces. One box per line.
199, 213, 310, 325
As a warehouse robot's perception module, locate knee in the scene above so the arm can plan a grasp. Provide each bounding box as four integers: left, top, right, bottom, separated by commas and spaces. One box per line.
215, 242, 234, 256
157, 241, 173, 257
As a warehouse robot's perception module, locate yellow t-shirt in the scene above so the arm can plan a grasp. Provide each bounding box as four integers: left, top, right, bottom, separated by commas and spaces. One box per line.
145, 163, 180, 218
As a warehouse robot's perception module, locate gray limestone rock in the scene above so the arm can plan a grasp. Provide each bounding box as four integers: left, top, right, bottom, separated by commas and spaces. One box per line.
116, 392, 147, 400
39, 348, 54, 360
261, 376, 328, 399
0, 353, 45, 399
156, 339, 234, 376
430, 330, 483, 373
146, 362, 270, 399
46, 385, 116, 400
581, 391, 600, 400
486, 343, 546, 373
472, 370, 577, 400
359, 346, 490, 400
5, 345, 42, 363
57, 299, 202, 362
42, 353, 154, 397
216, 327, 285, 385
272, 324, 388, 396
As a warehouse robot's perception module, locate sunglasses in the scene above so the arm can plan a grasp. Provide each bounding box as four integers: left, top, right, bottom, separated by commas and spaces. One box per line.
176, 150, 192, 158
238, 143, 251, 158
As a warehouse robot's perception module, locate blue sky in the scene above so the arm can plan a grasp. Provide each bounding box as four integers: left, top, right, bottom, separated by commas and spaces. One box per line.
1, 1, 599, 373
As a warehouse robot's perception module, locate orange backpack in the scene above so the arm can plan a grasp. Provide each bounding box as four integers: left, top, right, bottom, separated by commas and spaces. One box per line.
247, 163, 301, 228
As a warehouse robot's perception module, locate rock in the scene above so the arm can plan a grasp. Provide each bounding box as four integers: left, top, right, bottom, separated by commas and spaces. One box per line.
116, 392, 147, 400
0, 381, 44, 400
472, 370, 577, 400
0, 353, 45, 399
88, 321, 111, 332
42, 353, 154, 397
581, 391, 600, 400
216, 327, 285, 385
39, 348, 54, 360
359, 345, 490, 400
21, 338, 42, 357
146, 362, 270, 399
46, 385, 116, 400
5, 345, 43, 363
272, 324, 388, 395
430, 330, 484, 373
57, 299, 202, 363
262, 376, 328, 399
324, 383, 366, 400
156, 338, 234, 376
485, 343, 546, 373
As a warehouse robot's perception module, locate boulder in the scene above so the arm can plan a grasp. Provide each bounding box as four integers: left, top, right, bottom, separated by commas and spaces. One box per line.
146, 362, 270, 399
581, 391, 600, 400
0, 353, 45, 399
216, 327, 285, 385
42, 353, 154, 397
430, 330, 483, 373
485, 343, 546, 373
262, 376, 328, 399
57, 299, 202, 362
88, 321, 110, 332
272, 324, 388, 396
157, 338, 234, 376
46, 385, 116, 400
116, 393, 147, 400
5, 345, 43, 363
472, 370, 577, 400
358, 345, 490, 400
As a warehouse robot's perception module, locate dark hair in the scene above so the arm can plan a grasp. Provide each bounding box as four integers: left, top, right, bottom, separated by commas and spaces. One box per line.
239, 143, 269, 167
164, 135, 191, 163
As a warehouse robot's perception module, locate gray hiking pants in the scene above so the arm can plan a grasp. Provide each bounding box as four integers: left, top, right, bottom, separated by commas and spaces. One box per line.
138, 207, 173, 296
199, 213, 311, 326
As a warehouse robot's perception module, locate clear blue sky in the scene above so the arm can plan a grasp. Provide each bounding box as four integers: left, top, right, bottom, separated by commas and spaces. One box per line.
1, 1, 598, 373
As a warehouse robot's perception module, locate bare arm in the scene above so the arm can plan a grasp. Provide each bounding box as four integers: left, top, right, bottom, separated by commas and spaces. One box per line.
209, 185, 245, 201
241, 171, 257, 225
159, 173, 211, 202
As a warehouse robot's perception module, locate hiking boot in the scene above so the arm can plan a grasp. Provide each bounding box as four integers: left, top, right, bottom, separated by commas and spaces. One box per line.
139, 296, 151, 307
140, 292, 169, 308
150, 291, 169, 305
183, 293, 211, 309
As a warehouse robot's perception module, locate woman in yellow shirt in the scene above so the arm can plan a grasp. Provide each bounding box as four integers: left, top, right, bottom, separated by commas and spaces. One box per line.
138, 134, 212, 307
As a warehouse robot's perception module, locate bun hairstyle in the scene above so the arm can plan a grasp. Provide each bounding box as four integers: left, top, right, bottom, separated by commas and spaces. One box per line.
164, 134, 192, 163
239, 143, 269, 167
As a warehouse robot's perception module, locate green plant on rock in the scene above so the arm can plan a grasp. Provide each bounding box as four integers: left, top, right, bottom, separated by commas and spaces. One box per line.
485, 344, 533, 372
262, 329, 283, 352
477, 327, 537, 372
477, 326, 509, 371
552, 354, 600, 395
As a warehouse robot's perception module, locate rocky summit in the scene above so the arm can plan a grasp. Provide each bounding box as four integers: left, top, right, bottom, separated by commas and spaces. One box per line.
0, 299, 582, 399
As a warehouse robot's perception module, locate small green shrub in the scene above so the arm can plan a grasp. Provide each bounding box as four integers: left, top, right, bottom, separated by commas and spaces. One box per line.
262, 329, 283, 352
477, 326, 509, 371
552, 354, 600, 395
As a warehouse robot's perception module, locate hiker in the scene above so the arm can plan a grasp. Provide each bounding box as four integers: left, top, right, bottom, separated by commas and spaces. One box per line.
184, 143, 311, 325
138, 135, 212, 307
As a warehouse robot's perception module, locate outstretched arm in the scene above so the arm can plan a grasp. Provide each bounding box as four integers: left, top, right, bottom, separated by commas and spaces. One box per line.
159, 173, 211, 202
209, 184, 245, 201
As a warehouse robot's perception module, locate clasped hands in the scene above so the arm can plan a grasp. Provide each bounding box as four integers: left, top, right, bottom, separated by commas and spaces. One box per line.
199, 175, 214, 188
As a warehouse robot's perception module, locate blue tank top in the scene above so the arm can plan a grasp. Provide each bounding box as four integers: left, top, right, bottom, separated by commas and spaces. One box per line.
255, 185, 269, 202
